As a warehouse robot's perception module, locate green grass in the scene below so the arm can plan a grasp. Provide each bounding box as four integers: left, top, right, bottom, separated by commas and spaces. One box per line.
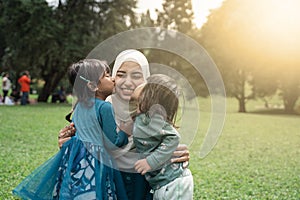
0, 98, 299, 199
189, 98, 300, 199
0, 103, 71, 199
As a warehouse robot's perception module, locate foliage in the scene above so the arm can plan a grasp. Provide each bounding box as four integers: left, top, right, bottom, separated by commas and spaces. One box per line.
156, 0, 194, 33
0, 0, 137, 102
200, 0, 300, 113
1, 0, 300, 113
1, 0, 56, 81
200, 0, 256, 112
0, 99, 299, 199
145, 49, 209, 98
98, 0, 138, 36
144, 0, 208, 98
139, 10, 155, 27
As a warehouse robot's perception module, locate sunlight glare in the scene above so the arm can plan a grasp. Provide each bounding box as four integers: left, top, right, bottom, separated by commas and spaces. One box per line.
192, 0, 224, 28
137, 0, 224, 28
255, 0, 300, 57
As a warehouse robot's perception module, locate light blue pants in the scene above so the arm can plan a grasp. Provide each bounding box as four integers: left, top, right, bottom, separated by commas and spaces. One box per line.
153, 168, 194, 200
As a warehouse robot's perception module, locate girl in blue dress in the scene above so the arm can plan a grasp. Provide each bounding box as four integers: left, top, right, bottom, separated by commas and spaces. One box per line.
13, 59, 129, 200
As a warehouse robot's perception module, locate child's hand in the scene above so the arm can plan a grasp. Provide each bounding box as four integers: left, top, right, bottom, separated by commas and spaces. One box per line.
134, 159, 151, 175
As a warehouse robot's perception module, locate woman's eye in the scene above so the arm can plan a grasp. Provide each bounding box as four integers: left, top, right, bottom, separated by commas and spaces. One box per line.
131, 73, 143, 80
116, 73, 126, 78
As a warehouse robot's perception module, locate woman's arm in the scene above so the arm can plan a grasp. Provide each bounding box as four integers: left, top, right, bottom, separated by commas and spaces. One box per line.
172, 144, 190, 168
134, 145, 190, 174
58, 123, 190, 166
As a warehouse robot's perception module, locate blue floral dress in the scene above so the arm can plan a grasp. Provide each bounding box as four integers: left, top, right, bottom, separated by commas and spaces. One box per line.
13, 99, 128, 200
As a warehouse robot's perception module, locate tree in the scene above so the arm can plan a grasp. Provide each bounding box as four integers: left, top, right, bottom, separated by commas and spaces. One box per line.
1, 0, 138, 102
156, 0, 194, 33
139, 10, 155, 27
37, 0, 108, 102
0, 1, 6, 64
277, 59, 300, 113
146, 0, 208, 97
200, 1, 255, 112
1, 0, 59, 87
200, 0, 300, 112
99, 0, 138, 37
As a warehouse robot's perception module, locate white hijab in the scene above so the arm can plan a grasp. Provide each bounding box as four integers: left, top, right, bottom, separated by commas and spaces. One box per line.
112, 49, 150, 81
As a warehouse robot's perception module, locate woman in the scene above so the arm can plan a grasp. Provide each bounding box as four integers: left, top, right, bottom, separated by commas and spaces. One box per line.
59, 49, 190, 200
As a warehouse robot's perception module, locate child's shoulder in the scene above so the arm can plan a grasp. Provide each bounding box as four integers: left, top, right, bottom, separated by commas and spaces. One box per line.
95, 98, 112, 110
136, 113, 166, 126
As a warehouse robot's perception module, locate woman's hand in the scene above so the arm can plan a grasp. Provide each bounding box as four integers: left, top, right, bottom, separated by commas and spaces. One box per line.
119, 120, 134, 137
58, 123, 76, 148
171, 144, 190, 168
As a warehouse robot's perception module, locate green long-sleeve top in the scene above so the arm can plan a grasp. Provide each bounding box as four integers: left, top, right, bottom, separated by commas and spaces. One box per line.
133, 113, 184, 190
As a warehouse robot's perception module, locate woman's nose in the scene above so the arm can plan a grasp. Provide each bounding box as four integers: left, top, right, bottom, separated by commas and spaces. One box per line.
124, 75, 133, 83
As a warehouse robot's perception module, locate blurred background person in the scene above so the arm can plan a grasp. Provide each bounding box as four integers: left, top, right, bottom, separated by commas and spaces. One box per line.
18, 71, 31, 105
2, 72, 12, 104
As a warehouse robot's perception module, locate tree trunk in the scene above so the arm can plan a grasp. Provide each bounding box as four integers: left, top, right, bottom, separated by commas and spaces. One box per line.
283, 94, 298, 114
233, 68, 248, 113
282, 84, 299, 114
238, 97, 246, 113
38, 80, 52, 102
37, 72, 65, 102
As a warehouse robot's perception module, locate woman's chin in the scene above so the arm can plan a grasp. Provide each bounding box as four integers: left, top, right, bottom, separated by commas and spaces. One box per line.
115, 89, 133, 101
119, 94, 132, 101
114, 93, 132, 102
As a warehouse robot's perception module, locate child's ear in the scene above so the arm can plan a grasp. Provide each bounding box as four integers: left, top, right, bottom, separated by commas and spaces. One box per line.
87, 82, 98, 92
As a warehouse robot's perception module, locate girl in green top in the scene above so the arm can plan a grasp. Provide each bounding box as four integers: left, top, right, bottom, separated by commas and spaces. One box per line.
131, 74, 194, 200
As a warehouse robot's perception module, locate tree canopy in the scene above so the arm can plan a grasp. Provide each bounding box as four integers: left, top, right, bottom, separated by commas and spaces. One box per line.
0, 0, 137, 101
200, 0, 300, 112
1, 0, 299, 113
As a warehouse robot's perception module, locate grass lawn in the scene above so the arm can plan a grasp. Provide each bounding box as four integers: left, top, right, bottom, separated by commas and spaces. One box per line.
0, 98, 299, 199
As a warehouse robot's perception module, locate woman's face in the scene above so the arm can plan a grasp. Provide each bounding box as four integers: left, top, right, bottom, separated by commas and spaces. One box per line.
115, 61, 145, 101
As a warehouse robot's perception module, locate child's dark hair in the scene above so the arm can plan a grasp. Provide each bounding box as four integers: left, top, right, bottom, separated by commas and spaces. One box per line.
68, 59, 110, 107
138, 74, 179, 125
